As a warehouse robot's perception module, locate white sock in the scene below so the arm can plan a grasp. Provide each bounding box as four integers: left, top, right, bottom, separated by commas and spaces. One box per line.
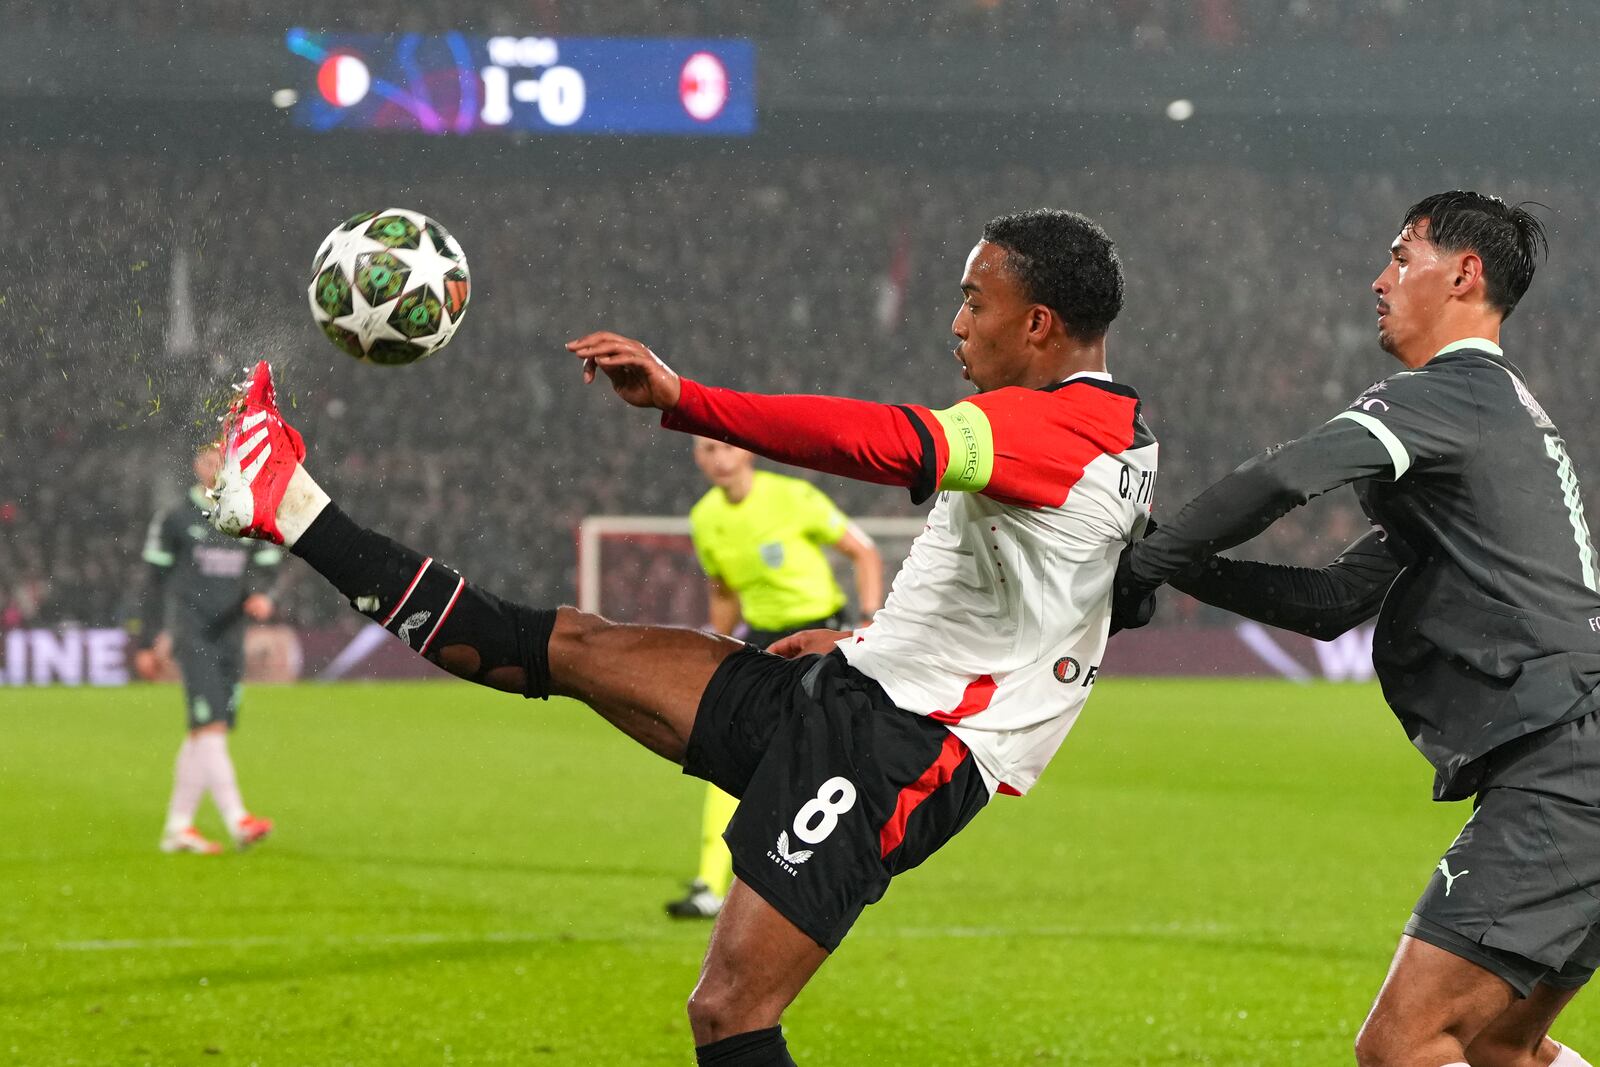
162, 737, 206, 837
277, 464, 331, 548
193, 731, 248, 834
1554, 1042, 1595, 1067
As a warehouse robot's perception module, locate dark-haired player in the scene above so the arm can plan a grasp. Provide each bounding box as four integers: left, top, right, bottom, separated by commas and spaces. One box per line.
205, 210, 1156, 1064
1115, 192, 1597, 1067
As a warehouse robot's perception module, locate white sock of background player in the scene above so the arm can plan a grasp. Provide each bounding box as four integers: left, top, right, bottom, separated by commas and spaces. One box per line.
162, 736, 206, 837
193, 730, 248, 835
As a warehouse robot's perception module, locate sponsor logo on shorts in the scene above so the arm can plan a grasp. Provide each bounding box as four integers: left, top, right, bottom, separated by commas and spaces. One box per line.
766, 831, 812, 877
1437, 858, 1470, 896
395, 610, 432, 648
1053, 657, 1081, 684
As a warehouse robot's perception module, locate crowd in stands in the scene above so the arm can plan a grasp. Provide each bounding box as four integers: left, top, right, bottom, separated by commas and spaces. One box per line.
23, 0, 1596, 47
5, 144, 1597, 631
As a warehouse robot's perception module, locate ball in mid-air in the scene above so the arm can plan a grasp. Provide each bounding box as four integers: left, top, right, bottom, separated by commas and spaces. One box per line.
307, 208, 470, 365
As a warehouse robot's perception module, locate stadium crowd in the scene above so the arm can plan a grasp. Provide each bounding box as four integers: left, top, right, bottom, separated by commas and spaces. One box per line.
5, 145, 1598, 630
22, 0, 1596, 46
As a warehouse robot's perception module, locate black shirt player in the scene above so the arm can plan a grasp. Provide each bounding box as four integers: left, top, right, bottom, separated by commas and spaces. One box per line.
1116, 193, 1598, 1067
135, 444, 281, 854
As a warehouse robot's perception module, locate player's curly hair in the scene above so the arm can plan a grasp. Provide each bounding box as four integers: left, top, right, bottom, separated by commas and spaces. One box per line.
1402, 191, 1549, 320
981, 209, 1125, 341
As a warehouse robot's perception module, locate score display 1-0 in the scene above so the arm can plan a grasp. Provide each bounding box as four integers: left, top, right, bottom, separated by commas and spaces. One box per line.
480, 37, 585, 127
286, 31, 756, 137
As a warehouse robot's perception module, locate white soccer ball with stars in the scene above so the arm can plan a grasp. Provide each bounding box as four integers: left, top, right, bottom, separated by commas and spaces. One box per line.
307, 208, 471, 365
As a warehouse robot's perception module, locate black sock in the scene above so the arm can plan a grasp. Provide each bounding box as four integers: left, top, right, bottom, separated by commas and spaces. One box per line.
695, 1027, 796, 1066
292, 503, 556, 698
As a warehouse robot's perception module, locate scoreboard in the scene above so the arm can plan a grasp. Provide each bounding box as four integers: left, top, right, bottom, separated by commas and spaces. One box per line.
286, 30, 756, 136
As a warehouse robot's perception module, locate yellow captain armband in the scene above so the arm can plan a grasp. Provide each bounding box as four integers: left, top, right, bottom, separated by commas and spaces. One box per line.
929, 401, 995, 493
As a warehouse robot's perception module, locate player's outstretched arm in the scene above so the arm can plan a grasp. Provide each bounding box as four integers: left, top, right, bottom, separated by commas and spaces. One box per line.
568, 331, 935, 496
1124, 417, 1396, 598
1167, 529, 1400, 640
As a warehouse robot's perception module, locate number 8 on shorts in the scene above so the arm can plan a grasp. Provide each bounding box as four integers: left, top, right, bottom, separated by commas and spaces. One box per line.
793, 777, 857, 845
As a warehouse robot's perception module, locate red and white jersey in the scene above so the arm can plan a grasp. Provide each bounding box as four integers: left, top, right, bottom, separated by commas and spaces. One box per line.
663, 371, 1157, 795
842, 375, 1155, 793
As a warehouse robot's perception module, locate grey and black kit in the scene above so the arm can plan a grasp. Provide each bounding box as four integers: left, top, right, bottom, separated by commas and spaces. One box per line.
137, 488, 284, 729
1118, 344, 1600, 992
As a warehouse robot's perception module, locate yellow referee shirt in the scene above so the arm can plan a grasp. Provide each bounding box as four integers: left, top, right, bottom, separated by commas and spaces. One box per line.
689, 471, 850, 632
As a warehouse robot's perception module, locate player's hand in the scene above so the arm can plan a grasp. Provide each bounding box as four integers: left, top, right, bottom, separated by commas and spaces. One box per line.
132, 647, 162, 681
565, 332, 683, 410
767, 628, 851, 658
1109, 544, 1158, 636
243, 594, 274, 621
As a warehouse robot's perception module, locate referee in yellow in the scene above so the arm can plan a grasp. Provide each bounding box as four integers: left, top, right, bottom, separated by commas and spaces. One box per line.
666, 437, 884, 918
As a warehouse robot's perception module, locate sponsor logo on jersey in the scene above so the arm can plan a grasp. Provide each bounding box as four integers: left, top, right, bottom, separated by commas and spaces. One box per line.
193, 546, 248, 578
759, 541, 785, 569
1052, 656, 1081, 684
766, 831, 812, 877
1350, 381, 1390, 413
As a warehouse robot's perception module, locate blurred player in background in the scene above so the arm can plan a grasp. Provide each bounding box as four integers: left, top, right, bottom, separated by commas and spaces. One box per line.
204, 209, 1155, 1065
1114, 192, 1596, 1067
670, 437, 883, 918
132, 444, 279, 855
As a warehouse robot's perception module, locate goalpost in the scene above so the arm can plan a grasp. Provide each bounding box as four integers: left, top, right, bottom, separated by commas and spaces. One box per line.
576, 515, 930, 624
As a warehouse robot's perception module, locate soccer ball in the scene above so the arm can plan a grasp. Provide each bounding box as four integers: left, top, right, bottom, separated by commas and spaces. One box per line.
307, 209, 471, 365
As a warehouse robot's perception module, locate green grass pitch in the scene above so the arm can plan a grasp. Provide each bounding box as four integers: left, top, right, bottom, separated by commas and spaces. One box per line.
3, 678, 1594, 1065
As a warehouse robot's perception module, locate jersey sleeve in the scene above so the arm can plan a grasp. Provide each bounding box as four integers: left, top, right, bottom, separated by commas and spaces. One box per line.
794, 482, 849, 545
662, 380, 932, 500
1330, 365, 1481, 479
901, 383, 1143, 508
1125, 417, 1394, 591
661, 377, 1143, 508
251, 545, 284, 569
1169, 527, 1401, 639
142, 510, 178, 568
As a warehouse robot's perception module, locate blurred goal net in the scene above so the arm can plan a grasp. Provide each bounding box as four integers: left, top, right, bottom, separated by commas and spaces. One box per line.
576, 515, 929, 625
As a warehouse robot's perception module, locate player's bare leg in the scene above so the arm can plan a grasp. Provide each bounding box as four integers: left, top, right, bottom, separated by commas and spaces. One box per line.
688, 879, 828, 1060
1355, 935, 1522, 1067
546, 609, 745, 761
1464, 984, 1590, 1067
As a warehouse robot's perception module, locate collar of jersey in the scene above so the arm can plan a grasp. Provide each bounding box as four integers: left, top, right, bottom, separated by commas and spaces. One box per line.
1434, 337, 1503, 358
1041, 371, 1139, 401
1040, 370, 1114, 392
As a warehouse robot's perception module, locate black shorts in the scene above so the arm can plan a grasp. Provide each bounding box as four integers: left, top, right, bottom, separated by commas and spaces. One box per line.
1408, 711, 1600, 996
174, 639, 244, 731
685, 648, 990, 951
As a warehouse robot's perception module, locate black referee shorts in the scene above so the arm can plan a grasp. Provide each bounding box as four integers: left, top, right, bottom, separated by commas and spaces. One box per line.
684, 648, 990, 951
